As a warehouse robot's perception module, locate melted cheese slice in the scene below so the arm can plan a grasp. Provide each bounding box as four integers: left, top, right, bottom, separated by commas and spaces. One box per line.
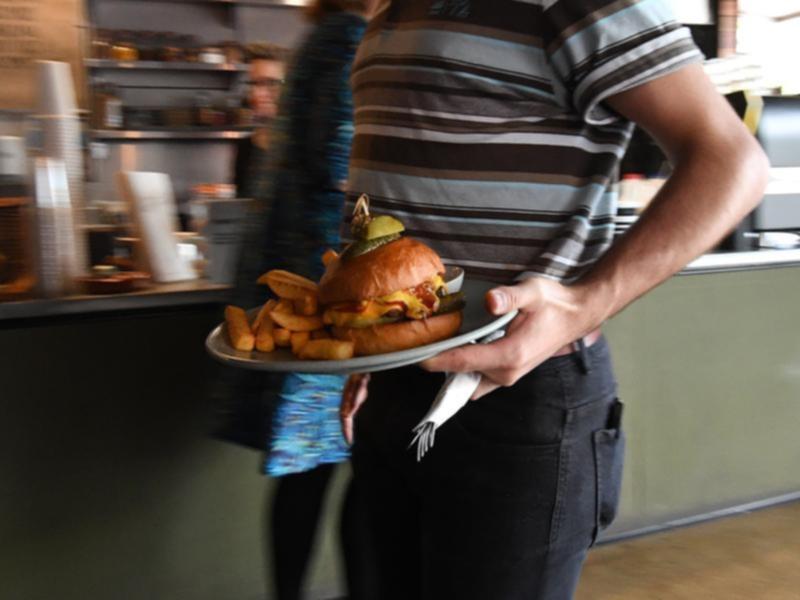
324, 276, 446, 328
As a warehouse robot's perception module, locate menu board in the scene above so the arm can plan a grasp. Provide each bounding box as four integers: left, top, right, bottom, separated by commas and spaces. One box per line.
0, 0, 85, 110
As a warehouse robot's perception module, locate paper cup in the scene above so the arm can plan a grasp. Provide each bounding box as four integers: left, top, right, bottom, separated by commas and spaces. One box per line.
37, 61, 78, 117
37, 115, 88, 275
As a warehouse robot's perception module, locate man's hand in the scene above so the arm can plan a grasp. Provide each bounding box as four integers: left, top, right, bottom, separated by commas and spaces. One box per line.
422, 277, 598, 400
340, 373, 370, 445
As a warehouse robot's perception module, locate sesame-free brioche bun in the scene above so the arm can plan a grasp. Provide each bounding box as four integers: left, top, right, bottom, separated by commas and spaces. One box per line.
332, 310, 463, 356
318, 237, 444, 305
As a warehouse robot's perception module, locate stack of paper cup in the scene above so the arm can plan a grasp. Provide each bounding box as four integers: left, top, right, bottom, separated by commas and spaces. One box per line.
34, 158, 82, 297
36, 60, 87, 276
38, 60, 78, 116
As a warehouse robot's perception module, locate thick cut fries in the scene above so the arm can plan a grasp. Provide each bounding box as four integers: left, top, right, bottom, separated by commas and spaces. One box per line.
298, 339, 355, 360
239, 267, 358, 360
270, 311, 324, 332
290, 331, 310, 355
255, 309, 275, 352
258, 269, 318, 290
225, 305, 255, 351
252, 299, 277, 332
255, 326, 275, 353
273, 328, 292, 347
258, 270, 318, 300
273, 299, 294, 314
293, 294, 318, 316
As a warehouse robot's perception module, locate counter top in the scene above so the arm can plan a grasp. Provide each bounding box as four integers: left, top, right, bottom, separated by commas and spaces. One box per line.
0, 280, 232, 324
682, 248, 800, 275
1, 249, 798, 324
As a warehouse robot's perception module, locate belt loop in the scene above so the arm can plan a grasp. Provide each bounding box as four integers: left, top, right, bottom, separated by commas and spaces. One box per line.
573, 337, 591, 374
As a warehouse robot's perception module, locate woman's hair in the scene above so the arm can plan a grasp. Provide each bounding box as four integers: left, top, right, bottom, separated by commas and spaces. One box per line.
305, 0, 368, 22
244, 43, 289, 64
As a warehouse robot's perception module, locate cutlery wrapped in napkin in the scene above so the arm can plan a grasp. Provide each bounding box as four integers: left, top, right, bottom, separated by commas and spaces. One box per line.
410, 329, 506, 461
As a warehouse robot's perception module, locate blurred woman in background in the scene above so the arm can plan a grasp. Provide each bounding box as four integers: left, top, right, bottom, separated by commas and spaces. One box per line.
216, 2, 376, 599
233, 43, 287, 201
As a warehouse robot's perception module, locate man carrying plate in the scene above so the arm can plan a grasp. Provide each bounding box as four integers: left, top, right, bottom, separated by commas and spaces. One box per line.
339, 1, 768, 599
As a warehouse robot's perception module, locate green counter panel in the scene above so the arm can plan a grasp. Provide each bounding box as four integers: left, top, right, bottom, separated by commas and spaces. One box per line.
604, 267, 800, 536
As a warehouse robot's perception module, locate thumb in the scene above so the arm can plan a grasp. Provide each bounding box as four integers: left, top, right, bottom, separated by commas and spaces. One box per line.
486, 284, 527, 315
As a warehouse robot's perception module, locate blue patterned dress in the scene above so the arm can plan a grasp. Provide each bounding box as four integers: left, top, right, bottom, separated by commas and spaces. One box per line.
221, 12, 367, 477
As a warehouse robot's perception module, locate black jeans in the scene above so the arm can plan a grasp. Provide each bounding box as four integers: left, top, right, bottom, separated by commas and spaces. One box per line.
351, 336, 625, 600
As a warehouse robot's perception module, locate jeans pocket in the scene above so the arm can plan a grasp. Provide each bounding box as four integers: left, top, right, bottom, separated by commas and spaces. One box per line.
591, 399, 625, 545
449, 413, 562, 457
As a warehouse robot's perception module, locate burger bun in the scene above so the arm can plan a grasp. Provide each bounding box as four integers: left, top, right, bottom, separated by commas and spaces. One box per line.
332, 310, 463, 356
319, 237, 444, 304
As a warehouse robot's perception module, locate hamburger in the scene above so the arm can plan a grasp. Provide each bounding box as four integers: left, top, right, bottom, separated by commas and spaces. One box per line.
318, 200, 463, 356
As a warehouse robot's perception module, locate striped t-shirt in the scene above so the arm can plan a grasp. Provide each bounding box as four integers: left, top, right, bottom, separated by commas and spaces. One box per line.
344, 0, 703, 283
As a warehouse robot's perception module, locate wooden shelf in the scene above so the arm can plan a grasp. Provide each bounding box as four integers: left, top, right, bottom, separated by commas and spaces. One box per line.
91, 129, 253, 140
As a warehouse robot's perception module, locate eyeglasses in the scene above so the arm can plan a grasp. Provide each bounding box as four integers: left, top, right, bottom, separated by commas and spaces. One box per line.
246, 78, 285, 89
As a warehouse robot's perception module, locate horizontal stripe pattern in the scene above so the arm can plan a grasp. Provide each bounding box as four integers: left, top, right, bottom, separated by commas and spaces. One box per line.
346, 0, 702, 283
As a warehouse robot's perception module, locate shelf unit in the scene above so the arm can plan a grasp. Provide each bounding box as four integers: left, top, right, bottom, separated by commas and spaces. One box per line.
84, 0, 309, 203
84, 0, 308, 137
85, 59, 248, 72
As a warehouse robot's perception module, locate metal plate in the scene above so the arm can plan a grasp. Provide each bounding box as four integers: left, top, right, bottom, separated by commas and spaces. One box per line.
205, 278, 517, 375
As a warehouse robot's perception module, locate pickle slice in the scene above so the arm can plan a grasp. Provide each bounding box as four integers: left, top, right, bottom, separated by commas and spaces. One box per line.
341, 233, 401, 261
365, 215, 405, 240
434, 292, 466, 315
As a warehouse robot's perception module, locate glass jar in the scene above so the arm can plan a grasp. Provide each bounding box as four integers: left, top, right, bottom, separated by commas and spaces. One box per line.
111, 42, 139, 62
161, 45, 184, 62
137, 31, 160, 61
91, 29, 112, 59
221, 41, 243, 64
197, 47, 226, 65
194, 93, 215, 127
92, 82, 124, 130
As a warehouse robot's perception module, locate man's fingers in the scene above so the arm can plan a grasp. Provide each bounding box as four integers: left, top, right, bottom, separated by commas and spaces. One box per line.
471, 377, 500, 400
486, 286, 515, 315
421, 334, 522, 373
340, 379, 356, 413
340, 376, 357, 444
340, 373, 370, 445
340, 391, 356, 445
486, 279, 539, 315
354, 375, 370, 406
343, 415, 354, 446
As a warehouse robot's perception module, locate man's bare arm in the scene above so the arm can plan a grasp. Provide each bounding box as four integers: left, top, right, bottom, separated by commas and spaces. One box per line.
571, 63, 769, 327
423, 64, 769, 395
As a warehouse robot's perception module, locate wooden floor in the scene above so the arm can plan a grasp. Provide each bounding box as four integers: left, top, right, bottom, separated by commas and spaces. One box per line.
575, 502, 800, 600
